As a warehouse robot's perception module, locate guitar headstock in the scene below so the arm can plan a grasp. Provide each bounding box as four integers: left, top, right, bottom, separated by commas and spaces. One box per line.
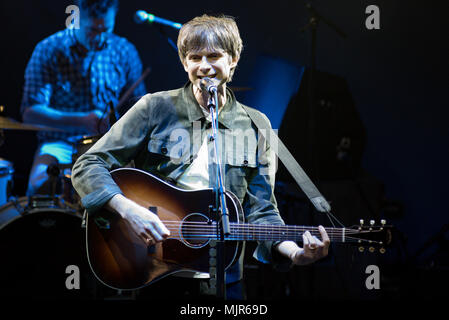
346, 219, 393, 254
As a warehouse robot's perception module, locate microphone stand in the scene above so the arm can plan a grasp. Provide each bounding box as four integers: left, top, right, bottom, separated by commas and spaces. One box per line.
157, 25, 178, 52
299, 3, 347, 298
299, 3, 346, 181
207, 88, 231, 300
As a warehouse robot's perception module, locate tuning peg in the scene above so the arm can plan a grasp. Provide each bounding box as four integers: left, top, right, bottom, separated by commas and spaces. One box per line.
369, 247, 375, 253
381, 219, 386, 225
380, 248, 386, 254
370, 220, 375, 226
359, 219, 364, 230
358, 246, 365, 252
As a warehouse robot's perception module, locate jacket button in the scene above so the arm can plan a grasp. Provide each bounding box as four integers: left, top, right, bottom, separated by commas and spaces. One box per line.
161, 146, 168, 154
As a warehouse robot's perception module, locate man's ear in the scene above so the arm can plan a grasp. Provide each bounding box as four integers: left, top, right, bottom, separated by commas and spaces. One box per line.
230, 55, 239, 69
182, 59, 189, 72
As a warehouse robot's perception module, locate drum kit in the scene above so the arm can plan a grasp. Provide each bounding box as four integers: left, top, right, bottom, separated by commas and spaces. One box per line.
0, 112, 100, 298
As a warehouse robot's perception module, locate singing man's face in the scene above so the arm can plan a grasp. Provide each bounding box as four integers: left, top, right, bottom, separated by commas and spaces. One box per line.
182, 47, 238, 90
76, 8, 116, 50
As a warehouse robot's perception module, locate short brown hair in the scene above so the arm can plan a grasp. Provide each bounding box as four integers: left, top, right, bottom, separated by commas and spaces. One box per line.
77, 0, 119, 18
177, 14, 243, 81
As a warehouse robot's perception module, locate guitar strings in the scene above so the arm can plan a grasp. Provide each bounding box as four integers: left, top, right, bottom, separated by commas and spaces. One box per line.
152, 220, 380, 243
162, 227, 379, 243
162, 226, 370, 236
160, 220, 369, 235
163, 235, 371, 243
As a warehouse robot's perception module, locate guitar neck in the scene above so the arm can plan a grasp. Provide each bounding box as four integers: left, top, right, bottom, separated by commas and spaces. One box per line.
226, 223, 349, 243
177, 219, 386, 245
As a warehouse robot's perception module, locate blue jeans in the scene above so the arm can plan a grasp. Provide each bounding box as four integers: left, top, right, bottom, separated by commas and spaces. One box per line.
27, 141, 74, 196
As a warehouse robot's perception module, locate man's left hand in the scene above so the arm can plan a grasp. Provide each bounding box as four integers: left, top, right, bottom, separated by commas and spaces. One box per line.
290, 225, 330, 265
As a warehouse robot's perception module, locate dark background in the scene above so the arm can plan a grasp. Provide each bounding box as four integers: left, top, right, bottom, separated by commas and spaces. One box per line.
0, 0, 447, 301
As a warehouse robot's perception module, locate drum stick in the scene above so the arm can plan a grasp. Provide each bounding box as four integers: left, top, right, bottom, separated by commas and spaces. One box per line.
115, 67, 151, 114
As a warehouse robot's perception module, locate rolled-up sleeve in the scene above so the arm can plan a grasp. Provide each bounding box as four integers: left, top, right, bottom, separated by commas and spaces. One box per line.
71, 94, 153, 214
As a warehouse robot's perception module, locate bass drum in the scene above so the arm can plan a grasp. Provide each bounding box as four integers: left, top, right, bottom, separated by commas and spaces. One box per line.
0, 197, 96, 299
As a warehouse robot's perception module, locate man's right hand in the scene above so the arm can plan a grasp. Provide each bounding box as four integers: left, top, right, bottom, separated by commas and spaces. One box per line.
22, 104, 110, 135
84, 110, 110, 135
106, 194, 170, 244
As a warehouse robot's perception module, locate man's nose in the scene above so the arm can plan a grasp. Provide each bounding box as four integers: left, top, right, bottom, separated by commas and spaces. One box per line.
199, 56, 212, 71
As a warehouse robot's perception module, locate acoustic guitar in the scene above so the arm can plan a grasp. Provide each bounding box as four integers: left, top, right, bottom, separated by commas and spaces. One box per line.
85, 168, 392, 290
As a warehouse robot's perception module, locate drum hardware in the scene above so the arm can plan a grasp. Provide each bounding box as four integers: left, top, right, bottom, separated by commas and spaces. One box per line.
46, 163, 63, 198
0, 158, 14, 207
6, 196, 25, 216
28, 195, 62, 210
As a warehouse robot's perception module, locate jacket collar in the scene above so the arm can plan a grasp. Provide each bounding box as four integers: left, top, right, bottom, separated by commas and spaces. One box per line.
183, 82, 240, 129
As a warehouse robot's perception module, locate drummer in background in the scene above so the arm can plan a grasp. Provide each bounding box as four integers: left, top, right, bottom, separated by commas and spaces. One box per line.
20, 0, 146, 196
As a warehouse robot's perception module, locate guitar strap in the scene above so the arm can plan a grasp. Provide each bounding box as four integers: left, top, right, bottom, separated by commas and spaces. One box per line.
241, 105, 331, 213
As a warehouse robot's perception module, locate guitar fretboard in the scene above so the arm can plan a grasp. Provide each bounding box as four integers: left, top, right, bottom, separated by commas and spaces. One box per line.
163, 220, 380, 244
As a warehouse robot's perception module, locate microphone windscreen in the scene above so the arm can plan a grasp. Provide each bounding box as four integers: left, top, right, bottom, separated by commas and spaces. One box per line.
200, 77, 216, 91
134, 10, 147, 24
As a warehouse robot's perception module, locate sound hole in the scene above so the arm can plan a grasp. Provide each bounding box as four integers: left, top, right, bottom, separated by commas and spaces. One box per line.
180, 213, 212, 248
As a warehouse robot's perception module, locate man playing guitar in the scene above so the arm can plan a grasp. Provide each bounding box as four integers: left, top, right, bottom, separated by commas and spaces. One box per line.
71, 13, 330, 299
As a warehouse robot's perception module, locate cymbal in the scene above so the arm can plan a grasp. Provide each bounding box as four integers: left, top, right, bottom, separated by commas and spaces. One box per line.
229, 86, 253, 92
0, 116, 64, 131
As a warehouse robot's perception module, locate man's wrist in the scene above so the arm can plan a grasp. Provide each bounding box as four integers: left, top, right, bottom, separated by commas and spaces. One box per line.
276, 240, 301, 261
106, 194, 129, 218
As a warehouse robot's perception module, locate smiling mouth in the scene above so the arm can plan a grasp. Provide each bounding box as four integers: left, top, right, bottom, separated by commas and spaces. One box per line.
198, 75, 216, 79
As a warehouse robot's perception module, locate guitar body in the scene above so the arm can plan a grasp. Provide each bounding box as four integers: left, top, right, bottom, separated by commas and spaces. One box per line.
86, 168, 243, 290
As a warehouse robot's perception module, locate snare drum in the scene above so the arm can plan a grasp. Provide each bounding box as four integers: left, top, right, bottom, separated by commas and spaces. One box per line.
0, 197, 96, 299
0, 158, 13, 206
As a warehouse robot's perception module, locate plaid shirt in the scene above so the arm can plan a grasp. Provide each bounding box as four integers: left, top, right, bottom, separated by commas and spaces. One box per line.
21, 28, 146, 142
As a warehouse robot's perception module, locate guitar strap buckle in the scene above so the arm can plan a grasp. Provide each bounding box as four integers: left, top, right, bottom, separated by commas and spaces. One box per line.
81, 210, 87, 229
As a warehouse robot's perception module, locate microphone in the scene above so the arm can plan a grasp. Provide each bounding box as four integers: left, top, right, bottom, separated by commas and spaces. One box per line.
200, 77, 218, 95
134, 10, 182, 30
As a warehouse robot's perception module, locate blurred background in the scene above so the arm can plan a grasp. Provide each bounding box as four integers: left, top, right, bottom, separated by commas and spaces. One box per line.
0, 0, 447, 301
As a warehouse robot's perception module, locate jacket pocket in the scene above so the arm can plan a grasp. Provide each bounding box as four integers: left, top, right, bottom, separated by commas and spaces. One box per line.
147, 136, 190, 164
